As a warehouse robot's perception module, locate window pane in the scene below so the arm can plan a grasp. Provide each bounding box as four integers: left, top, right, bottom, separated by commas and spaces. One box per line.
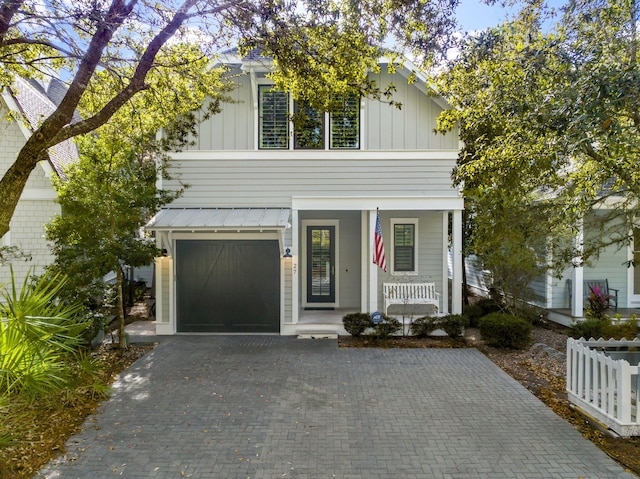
330, 93, 360, 149
294, 101, 324, 149
259, 86, 289, 149
394, 224, 415, 271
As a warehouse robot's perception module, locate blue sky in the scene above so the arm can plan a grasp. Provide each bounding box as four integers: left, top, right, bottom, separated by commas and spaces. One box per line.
456, 0, 567, 32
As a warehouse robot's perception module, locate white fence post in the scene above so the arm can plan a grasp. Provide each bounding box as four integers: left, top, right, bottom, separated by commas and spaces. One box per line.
566, 337, 640, 436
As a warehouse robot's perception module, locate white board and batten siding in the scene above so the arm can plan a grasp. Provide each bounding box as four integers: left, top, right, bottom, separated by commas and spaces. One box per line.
182, 69, 459, 153
365, 71, 457, 151
185, 72, 254, 151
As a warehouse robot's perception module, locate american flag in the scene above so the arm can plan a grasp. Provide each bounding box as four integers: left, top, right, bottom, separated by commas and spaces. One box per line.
373, 211, 387, 272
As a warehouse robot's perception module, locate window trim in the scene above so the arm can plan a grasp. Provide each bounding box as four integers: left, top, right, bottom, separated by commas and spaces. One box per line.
258, 84, 290, 150
255, 83, 361, 151
390, 218, 419, 275
329, 94, 360, 150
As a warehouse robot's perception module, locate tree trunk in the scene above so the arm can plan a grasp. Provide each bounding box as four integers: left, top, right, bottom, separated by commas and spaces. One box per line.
0, 148, 44, 238
116, 265, 128, 349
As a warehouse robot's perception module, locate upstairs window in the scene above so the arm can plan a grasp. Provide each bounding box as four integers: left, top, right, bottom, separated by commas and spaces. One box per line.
392, 219, 418, 273
258, 86, 360, 150
259, 85, 289, 149
330, 93, 360, 149
294, 101, 324, 149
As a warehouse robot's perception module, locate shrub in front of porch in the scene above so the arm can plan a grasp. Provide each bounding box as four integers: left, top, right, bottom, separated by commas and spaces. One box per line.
370, 316, 401, 339
479, 313, 532, 349
342, 313, 373, 337
410, 314, 468, 338
410, 316, 439, 337
342, 313, 401, 338
569, 316, 638, 340
439, 314, 469, 339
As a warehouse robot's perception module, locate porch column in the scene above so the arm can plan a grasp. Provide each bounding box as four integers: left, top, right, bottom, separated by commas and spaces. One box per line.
451, 209, 463, 314
571, 221, 585, 318
441, 212, 449, 314
361, 211, 369, 312
368, 209, 378, 313
291, 208, 299, 323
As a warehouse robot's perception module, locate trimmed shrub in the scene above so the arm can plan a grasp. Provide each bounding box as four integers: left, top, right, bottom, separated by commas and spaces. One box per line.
607, 318, 639, 339
463, 303, 485, 328
479, 313, 533, 349
570, 317, 639, 340
513, 304, 548, 327
372, 315, 401, 339
569, 317, 606, 340
475, 298, 503, 315
438, 314, 469, 338
410, 316, 438, 337
342, 313, 373, 337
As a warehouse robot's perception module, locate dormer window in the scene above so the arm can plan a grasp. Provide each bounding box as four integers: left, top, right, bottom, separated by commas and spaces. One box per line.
258, 85, 360, 150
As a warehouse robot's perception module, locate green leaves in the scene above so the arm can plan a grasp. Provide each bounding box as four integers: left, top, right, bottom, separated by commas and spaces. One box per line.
0, 269, 89, 399
437, 0, 640, 293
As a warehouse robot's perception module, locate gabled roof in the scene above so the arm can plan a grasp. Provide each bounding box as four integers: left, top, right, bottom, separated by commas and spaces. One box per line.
217, 47, 450, 110
2, 76, 79, 177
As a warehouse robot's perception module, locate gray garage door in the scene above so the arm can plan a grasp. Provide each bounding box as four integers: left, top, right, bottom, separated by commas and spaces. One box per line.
176, 240, 280, 333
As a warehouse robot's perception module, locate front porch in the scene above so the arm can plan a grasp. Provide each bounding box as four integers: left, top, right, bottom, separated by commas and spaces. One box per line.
288, 307, 437, 337
286, 308, 356, 336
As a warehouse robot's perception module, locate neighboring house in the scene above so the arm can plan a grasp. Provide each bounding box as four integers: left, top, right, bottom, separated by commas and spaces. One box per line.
464, 208, 640, 326
542, 209, 640, 325
147, 52, 464, 335
0, 77, 78, 286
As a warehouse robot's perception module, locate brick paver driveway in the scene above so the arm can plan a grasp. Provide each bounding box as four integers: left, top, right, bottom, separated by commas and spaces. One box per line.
38, 336, 636, 479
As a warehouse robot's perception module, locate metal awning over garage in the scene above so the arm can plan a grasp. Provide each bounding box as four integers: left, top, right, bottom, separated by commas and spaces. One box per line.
146, 207, 291, 231
146, 208, 292, 256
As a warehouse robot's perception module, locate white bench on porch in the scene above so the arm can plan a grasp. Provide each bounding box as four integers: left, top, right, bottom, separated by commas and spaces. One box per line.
383, 282, 440, 315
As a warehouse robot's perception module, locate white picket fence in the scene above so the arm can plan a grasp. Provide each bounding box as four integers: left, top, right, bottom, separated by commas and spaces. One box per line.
566, 337, 640, 437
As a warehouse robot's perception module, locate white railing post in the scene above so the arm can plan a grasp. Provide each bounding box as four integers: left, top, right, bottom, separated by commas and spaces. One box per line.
619, 361, 632, 423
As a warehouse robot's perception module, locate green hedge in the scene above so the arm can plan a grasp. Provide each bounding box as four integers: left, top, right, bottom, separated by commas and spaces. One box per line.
479, 313, 533, 349
342, 313, 373, 337
410, 316, 439, 337
570, 317, 639, 340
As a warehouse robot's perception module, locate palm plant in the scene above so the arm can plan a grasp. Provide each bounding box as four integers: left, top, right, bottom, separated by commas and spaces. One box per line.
0, 269, 89, 398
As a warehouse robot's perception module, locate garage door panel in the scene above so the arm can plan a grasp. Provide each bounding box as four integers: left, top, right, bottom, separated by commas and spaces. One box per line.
176, 240, 280, 333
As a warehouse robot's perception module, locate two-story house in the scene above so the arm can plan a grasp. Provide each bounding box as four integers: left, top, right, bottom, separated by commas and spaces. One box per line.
147, 53, 463, 335
0, 77, 78, 286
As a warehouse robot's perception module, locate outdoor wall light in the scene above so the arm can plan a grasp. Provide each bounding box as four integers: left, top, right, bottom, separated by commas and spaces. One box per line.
283, 248, 292, 258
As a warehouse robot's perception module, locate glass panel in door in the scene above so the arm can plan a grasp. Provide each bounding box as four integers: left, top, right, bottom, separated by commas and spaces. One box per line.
307, 226, 335, 303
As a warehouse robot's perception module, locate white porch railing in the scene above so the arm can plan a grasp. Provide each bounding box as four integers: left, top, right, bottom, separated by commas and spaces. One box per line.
566, 338, 640, 437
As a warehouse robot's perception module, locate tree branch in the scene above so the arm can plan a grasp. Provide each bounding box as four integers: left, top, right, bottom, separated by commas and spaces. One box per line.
0, 0, 24, 42
51, 0, 199, 143
1, 36, 76, 58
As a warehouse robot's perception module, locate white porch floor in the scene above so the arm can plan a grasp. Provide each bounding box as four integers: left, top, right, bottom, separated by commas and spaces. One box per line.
549, 308, 640, 327
289, 308, 359, 336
